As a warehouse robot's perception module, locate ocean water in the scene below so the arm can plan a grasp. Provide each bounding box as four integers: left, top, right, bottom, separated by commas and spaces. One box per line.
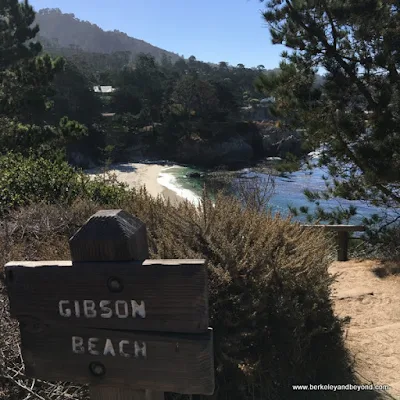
157, 166, 202, 207
267, 167, 383, 223
157, 160, 393, 224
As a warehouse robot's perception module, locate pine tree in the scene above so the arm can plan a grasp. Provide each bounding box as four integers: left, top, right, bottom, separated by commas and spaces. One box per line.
257, 1, 400, 233
0, 0, 64, 123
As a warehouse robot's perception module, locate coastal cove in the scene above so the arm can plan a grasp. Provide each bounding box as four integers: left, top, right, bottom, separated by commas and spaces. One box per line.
86, 156, 394, 225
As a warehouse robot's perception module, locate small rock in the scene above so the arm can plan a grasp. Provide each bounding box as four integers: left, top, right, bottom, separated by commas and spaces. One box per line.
186, 172, 202, 178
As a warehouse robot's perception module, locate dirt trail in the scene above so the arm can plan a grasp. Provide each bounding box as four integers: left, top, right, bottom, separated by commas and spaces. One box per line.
330, 260, 400, 399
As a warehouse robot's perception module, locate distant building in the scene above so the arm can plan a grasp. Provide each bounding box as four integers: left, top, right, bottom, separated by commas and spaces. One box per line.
260, 97, 275, 104
93, 86, 116, 94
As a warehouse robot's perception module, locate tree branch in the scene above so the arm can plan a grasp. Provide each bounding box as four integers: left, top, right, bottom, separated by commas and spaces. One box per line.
334, 125, 400, 204
285, 0, 378, 109
321, 0, 337, 49
376, 213, 400, 234
3, 370, 46, 400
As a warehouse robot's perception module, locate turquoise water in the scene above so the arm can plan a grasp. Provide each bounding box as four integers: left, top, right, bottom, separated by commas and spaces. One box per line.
161, 163, 393, 224
174, 167, 207, 194
265, 167, 386, 223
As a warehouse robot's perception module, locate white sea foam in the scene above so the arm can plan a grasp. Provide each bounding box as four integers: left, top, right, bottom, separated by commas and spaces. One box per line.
308, 144, 330, 160
307, 150, 322, 159
157, 167, 202, 206
266, 157, 282, 161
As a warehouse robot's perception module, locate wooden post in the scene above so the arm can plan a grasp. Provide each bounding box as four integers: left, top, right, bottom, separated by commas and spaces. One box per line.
90, 388, 164, 400
301, 224, 365, 262
337, 231, 349, 262
69, 210, 164, 400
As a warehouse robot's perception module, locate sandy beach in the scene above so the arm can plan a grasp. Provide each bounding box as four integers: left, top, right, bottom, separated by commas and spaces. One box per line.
85, 162, 186, 205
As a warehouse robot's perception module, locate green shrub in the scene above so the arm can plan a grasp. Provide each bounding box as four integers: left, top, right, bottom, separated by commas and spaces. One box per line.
123, 194, 354, 399
0, 152, 128, 214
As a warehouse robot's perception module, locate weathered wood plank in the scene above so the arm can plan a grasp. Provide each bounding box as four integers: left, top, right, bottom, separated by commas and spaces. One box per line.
337, 231, 349, 262
5, 261, 72, 268
20, 326, 215, 395
5, 259, 206, 268
301, 224, 365, 232
5, 209, 215, 398
6, 260, 208, 333
69, 209, 150, 262
68, 209, 165, 400
89, 387, 164, 400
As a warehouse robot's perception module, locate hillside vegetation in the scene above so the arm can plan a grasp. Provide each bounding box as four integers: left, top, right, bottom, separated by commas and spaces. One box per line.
35, 8, 181, 63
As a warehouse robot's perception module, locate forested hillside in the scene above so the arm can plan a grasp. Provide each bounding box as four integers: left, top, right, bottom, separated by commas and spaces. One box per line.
35, 8, 181, 63
29, 30, 287, 168
0, 4, 320, 177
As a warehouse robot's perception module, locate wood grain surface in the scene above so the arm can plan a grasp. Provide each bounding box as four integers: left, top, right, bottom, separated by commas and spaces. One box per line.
5, 209, 215, 397
6, 260, 208, 333
20, 326, 215, 395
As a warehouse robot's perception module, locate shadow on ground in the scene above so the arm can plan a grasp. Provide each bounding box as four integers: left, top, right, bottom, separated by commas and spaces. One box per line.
373, 261, 400, 278
111, 164, 138, 173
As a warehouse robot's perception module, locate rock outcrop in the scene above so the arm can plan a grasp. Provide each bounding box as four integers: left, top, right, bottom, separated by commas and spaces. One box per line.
258, 124, 302, 157
68, 151, 96, 169
176, 137, 254, 168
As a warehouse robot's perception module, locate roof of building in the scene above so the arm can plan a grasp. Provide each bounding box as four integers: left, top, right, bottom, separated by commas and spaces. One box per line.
260, 97, 275, 103
93, 86, 116, 94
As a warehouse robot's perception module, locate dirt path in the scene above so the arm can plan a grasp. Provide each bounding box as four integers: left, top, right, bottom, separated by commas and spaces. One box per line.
330, 260, 400, 399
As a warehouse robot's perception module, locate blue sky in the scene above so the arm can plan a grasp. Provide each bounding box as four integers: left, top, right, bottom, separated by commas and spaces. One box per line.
28, 0, 286, 69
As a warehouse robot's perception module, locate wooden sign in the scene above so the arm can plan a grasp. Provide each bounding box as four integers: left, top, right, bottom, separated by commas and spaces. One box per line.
19, 326, 214, 394
4, 210, 215, 398
6, 260, 208, 333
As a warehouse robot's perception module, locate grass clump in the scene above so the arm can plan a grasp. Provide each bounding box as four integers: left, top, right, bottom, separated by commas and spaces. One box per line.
0, 191, 380, 399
